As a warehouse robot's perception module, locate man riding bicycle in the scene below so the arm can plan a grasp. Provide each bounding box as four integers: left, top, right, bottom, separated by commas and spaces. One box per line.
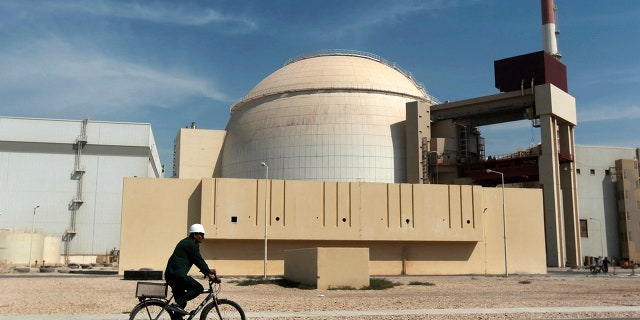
164, 223, 216, 317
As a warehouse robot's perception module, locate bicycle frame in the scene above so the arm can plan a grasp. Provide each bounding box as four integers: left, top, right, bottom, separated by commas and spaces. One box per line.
133, 278, 224, 320
184, 285, 217, 320
138, 298, 168, 319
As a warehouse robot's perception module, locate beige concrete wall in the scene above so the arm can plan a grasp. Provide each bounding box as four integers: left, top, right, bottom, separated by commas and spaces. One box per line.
483, 187, 547, 274
284, 248, 318, 286
285, 248, 369, 289
120, 178, 546, 276
199, 179, 483, 242
535, 84, 577, 125
405, 101, 431, 183
616, 159, 640, 262
120, 178, 203, 272
317, 247, 369, 289
174, 128, 226, 179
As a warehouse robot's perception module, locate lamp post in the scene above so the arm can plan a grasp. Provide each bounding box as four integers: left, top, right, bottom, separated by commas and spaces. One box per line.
589, 217, 605, 258
486, 169, 508, 277
260, 162, 269, 279
29, 205, 40, 268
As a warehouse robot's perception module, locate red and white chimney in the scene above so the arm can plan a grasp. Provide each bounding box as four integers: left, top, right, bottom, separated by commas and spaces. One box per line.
541, 0, 562, 59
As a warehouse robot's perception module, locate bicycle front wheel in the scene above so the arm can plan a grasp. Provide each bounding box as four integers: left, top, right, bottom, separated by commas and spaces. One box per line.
200, 299, 246, 320
129, 299, 173, 320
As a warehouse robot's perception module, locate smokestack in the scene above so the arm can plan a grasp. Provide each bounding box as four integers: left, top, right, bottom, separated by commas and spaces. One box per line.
541, 0, 561, 59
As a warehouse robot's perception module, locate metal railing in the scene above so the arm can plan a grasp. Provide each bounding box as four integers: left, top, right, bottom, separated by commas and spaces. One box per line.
230, 49, 440, 114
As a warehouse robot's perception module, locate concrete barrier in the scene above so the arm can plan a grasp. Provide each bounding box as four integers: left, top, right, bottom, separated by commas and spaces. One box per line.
284, 247, 369, 290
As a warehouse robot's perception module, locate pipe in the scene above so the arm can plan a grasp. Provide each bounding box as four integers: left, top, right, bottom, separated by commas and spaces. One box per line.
260, 162, 269, 280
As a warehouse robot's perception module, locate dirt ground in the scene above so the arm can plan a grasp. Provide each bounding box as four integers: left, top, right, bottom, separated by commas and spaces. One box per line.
1, 268, 640, 319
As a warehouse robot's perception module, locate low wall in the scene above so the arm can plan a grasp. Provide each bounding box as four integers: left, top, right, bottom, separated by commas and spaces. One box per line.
285, 247, 369, 289
120, 178, 547, 276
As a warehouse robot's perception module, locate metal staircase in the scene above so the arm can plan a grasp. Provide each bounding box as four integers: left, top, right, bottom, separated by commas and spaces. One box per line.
457, 124, 469, 163
63, 118, 88, 263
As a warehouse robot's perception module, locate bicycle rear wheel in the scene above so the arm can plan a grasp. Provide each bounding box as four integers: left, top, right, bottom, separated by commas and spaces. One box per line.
129, 299, 173, 320
200, 299, 245, 320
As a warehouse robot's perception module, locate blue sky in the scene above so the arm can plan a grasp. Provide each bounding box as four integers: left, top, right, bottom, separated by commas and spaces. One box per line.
1, 0, 639, 174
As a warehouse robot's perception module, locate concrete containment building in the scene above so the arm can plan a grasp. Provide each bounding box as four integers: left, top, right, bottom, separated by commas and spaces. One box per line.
0, 117, 162, 265
219, 51, 439, 183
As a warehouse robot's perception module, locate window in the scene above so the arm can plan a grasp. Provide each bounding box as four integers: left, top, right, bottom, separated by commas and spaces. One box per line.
590, 169, 596, 175
576, 169, 581, 174
580, 219, 588, 237
605, 169, 610, 175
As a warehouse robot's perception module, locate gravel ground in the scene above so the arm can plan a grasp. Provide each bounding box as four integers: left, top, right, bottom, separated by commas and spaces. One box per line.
1, 268, 640, 319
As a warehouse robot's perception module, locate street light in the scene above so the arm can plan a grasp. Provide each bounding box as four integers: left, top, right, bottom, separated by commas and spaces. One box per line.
486, 169, 508, 277
260, 162, 269, 279
29, 205, 40, 268
589, 217, 605, 258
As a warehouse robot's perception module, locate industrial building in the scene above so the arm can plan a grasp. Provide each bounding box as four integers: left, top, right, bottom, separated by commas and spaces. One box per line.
121, 0, 584, 274
4, 0, 638, 275
0, 117, 162, 265
120, 46, 574, 275
121, 0, 636, 274
120, 46, 639, 275
575, 146, 640, 265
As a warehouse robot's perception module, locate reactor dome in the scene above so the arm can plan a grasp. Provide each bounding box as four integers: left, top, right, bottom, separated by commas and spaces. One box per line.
220, 50, 438, 183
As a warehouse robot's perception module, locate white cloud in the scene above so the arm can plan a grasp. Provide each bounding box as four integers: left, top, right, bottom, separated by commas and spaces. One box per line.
574, 63, 640, 88
88, 2, 256, 29
0, 39, 230, 118
0, 0, 257, 30
336, 0, 479, 34
578, 105, 640, 122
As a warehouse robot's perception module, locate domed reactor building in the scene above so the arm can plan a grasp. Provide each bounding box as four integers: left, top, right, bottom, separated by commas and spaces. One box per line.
174, 50, 440, 183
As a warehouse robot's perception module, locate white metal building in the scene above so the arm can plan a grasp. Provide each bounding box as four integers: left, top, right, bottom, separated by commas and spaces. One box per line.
575, 145, 639, 263
0, 117, 162, 264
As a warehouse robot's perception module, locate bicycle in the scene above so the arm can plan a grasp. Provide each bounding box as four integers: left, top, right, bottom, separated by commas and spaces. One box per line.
129, 274, 246, 320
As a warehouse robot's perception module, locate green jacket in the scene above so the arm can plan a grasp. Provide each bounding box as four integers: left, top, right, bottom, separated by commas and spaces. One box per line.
164, 236, 211, 279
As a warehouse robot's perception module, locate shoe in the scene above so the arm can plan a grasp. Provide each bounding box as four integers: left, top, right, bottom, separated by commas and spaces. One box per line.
167, 303, 190, 316
169, 313, 184, 320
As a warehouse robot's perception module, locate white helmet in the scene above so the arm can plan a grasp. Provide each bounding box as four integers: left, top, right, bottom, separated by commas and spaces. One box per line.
188, 224, 206, 234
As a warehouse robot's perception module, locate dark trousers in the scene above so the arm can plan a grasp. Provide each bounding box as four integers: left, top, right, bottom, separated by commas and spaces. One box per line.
166, 275, 204, 307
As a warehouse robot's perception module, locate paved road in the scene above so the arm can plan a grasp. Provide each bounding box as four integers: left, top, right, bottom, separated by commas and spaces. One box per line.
2, 306, 640, 320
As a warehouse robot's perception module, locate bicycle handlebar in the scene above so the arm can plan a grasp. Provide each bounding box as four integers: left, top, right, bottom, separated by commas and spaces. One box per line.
204, 272, 222, 284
